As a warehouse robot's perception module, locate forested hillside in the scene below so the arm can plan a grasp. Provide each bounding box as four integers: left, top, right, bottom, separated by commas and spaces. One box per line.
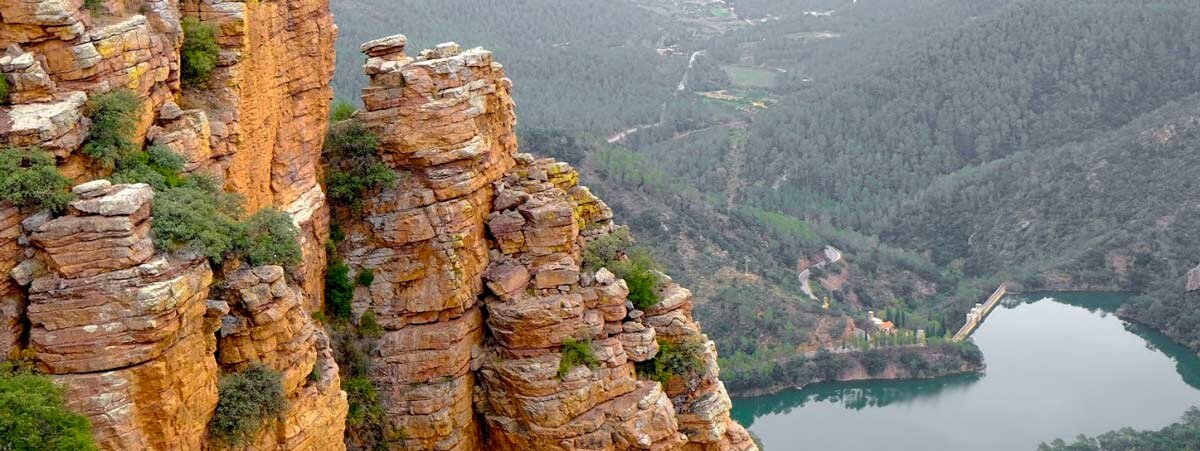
1039, 408, 1200, 451
331, 0, 683, 133
744, 0, 1200, 231
889, 98, 1200, 287
330, 0, 1200, 392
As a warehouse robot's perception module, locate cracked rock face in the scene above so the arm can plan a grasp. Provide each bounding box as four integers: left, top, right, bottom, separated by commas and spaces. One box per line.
338, 34, 756, 451
1, 0, 754, 442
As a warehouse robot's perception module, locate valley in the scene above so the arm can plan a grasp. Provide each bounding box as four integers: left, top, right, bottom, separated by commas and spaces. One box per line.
329, 0, 1200, 398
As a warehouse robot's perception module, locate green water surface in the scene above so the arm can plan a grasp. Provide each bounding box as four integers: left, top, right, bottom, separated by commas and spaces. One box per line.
730, 292, 1200, 450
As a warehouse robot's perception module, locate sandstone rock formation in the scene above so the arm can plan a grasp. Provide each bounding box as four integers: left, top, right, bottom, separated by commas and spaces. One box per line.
1, 0, 754, 444
336, 35, 756, 451
1, 0, 345, 445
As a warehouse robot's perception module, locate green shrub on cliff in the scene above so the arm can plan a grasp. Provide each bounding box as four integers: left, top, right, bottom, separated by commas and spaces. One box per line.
140, 163, 301, 269
0, 367, 97, 451
0, 75, 9, 104
151, 176, 244, 262
322, 121, 397, 208
181, 18, 220, 87
82, 89, 140, 167
611, 249, 663, 310
636, 339, 704, 384
0, 147, 73, 213
582, 229, 664, 309
557, 339, 598, 379
209, 364, 286, 446
112, 144, 186, 191
239, 208, 302, 268
330, 99, 357, 122
324, 262, 354, 320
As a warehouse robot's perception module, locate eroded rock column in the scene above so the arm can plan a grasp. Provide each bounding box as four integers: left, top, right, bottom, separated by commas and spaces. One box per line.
20, 182, 219, 450
339, 35, 518, 450
476, 155, 687, 450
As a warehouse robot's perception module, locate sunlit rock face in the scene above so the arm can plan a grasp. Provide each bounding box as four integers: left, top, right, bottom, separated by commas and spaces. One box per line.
340, 33, 757, 451
0, 0, 752, 443
1, 0, 345, 445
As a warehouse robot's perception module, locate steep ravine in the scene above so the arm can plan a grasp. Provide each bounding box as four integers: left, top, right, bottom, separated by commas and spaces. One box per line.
0, 0, 756, 449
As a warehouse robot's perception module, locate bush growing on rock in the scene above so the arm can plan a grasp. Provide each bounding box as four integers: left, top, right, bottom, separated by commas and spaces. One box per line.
557, 339, 598, 379
637, 339, 704, 383
112, 144, 185, 191
330, 99, 357, 122
582, 229, 664, 309
611, 249, 663, 310
181, 18, 220, 87
324, 262, 354, 320
151, 176, 244, 262
0, 366, 97, 451
355, 267, 375, 287
0, 75, 9, 103
0, 148, 73, 213
581, 228, 634, 271
343, 376, 383, 428
322, 120, 397, 208
134, 158, 302, 269
82, 89, 140, 167
209, 364, 286, 446
239, 208, 302, 268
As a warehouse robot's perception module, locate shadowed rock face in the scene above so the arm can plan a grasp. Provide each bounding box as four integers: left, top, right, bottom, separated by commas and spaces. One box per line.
337, 34, 757, 451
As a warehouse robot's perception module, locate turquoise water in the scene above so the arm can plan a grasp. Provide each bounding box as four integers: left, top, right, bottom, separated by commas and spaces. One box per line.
730, 292, 1200, 450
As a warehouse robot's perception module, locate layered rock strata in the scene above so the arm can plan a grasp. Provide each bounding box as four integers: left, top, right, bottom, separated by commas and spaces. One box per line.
20, 183, 219, 450
340, 34, 757, 451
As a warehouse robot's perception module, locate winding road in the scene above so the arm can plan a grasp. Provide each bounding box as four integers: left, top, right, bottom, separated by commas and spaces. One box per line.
798, 246, 843, 300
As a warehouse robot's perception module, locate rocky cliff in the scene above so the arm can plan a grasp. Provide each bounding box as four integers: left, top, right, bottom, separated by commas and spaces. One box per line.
340, 35, 755, 451
0, 0, 755, 448
0, 0, 345, 448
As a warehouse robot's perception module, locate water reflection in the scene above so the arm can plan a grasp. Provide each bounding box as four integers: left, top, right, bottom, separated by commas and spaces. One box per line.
733, 373, 982, 428
730, 292, 1200, 451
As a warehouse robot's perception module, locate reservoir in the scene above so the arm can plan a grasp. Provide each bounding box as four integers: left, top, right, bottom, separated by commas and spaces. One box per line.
730, 292, 1200, 450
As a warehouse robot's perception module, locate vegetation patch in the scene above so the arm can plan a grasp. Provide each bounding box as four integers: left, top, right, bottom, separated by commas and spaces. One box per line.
181, 18, 220, 87
355, 268, 374, 287
82, 89, 141, 167
343, 376, 384, 428
0, 364, 97, 451
239, 208, 302, 268
112, 145, 186, 191
557, 339, 599, 379
324, 262, 354, 320
147, 173, 302, 269
209, 364, 286, 447
582, 229, 664, 309
721, 65, 778, 89
1039, 407, 1200, 451
322, 120, 397, 209
0, 148, 73, 213
329, 99, 357, 122
0, 75, 9, 104
637, 339, 705, 384
83, 0, 102, 14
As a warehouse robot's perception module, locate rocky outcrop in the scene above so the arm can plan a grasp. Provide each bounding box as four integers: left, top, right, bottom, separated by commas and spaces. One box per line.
336, 35, 518, 450
9, 181, 347, 451
1, 0, 753, 443
338, 35, 755, 451
217, 266, 348, 451
1186, 264, 1200, 293
16, 184, 219, 450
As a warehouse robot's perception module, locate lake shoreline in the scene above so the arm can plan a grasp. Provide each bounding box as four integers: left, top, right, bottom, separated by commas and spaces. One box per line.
732, 293, 1200, 451
728, 345, 985, 398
